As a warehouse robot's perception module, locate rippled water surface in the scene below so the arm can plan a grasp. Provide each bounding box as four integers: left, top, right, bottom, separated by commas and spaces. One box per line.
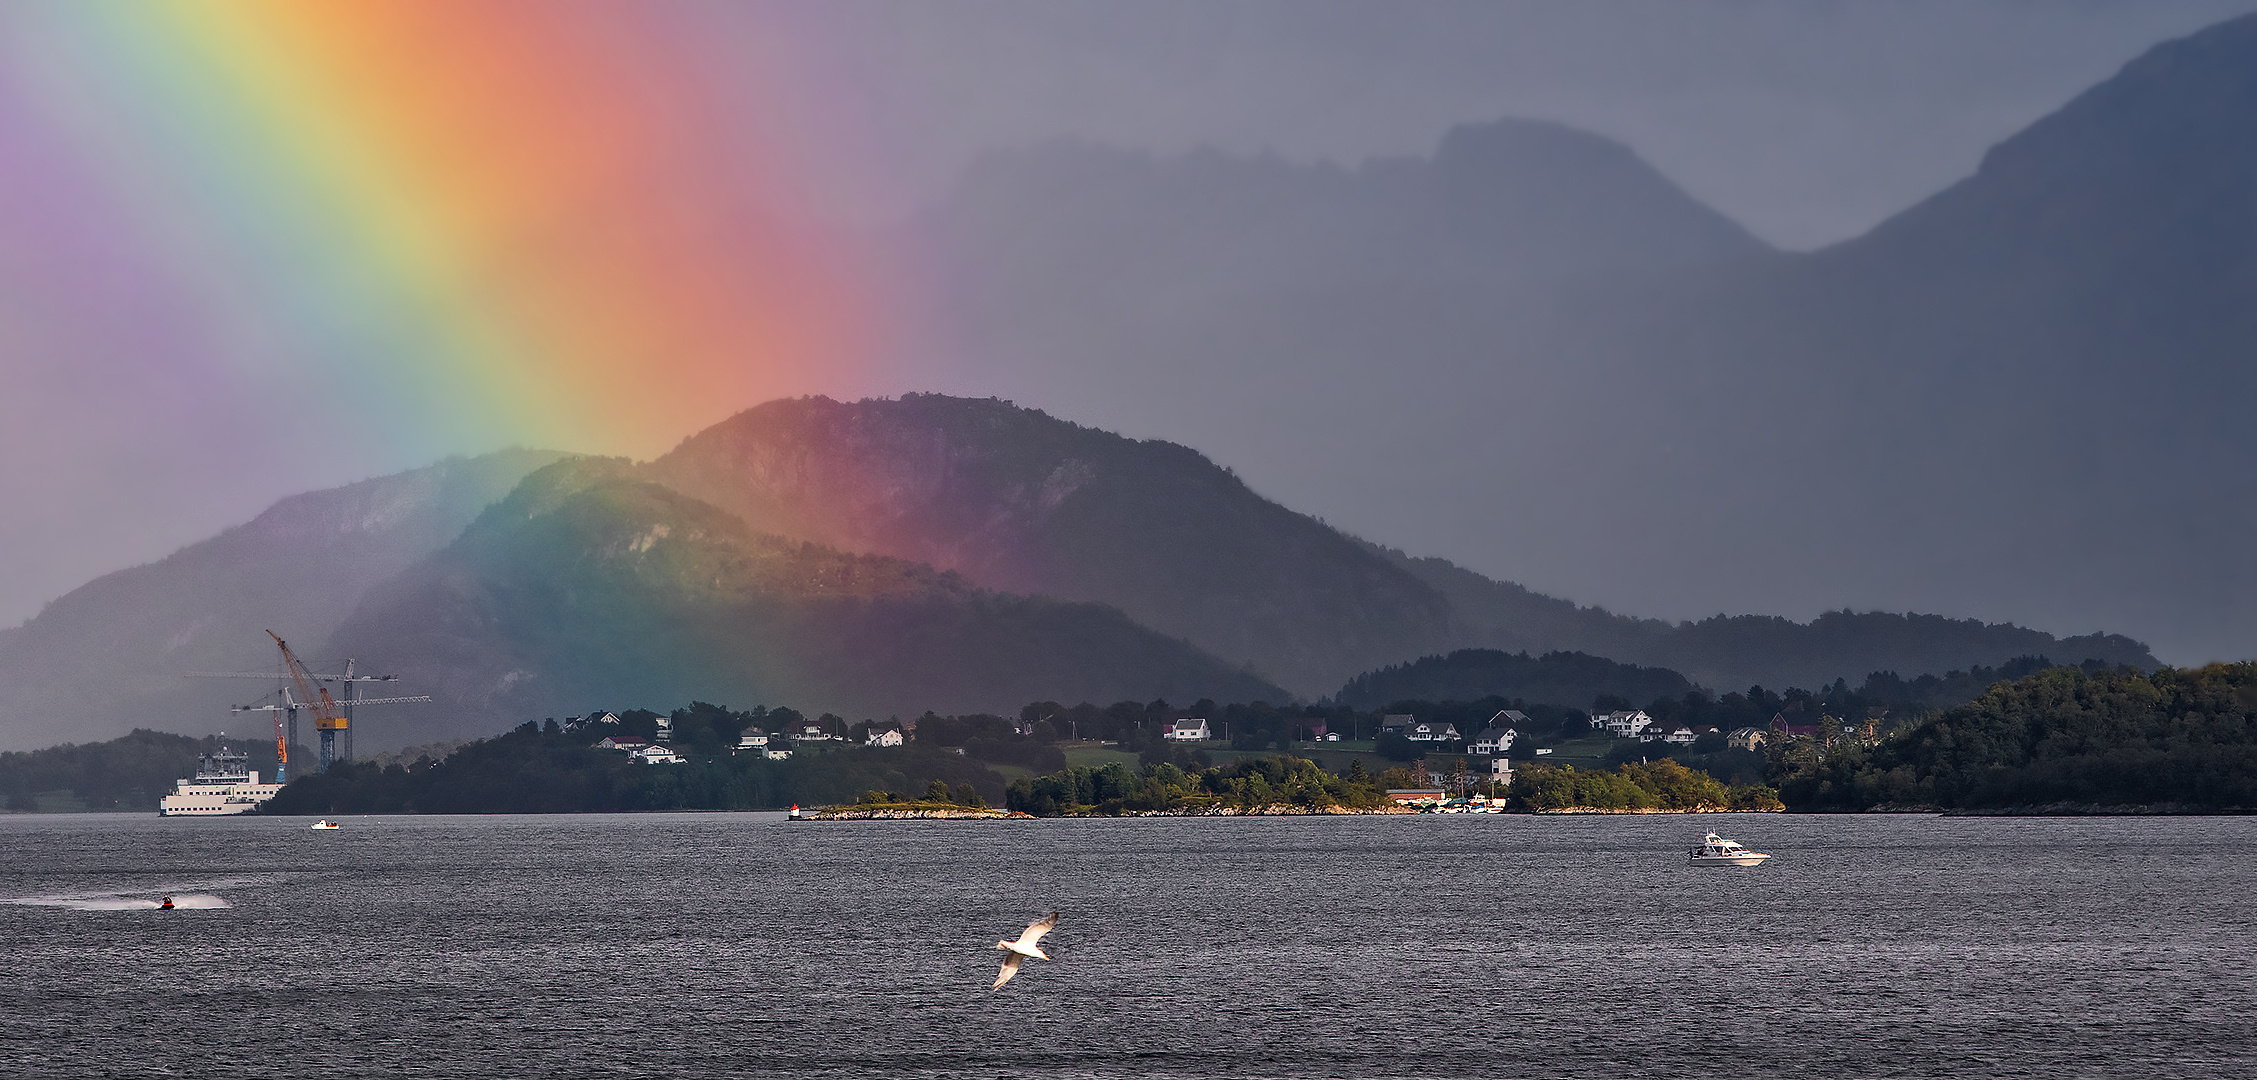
2, 812, 2251, 1078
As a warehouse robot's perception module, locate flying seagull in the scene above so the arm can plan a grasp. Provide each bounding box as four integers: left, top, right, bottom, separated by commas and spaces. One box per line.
992, 911, 1058, 989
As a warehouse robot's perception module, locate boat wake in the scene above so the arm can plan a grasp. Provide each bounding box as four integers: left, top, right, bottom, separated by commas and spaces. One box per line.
2, 891, 234, 910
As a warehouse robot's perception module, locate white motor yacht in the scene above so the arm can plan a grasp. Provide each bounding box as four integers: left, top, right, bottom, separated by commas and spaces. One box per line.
1689, 831, 1770, 866
310, 819, 340, 830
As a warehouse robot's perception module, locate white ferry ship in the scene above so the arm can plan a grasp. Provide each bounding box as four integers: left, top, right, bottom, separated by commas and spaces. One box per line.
158, 746, 281, 816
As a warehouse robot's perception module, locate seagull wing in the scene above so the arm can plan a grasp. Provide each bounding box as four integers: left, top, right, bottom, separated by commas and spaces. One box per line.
993, 952, 1023, 989
1014, 911, 1059, 949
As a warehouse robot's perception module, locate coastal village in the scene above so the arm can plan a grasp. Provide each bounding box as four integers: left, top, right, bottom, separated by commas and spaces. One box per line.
570, 702, 1850, 811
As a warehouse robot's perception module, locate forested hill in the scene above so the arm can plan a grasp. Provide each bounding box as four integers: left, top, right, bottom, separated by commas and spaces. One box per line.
1777, 663, 2257, 812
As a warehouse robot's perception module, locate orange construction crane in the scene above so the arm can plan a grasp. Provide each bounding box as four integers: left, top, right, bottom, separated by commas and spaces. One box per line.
269, 631, 353, 771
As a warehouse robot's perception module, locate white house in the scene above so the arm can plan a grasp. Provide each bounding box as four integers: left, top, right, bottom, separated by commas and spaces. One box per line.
594, 736, 651, 752
1406, 722, 1462, 742
1726, 727, 1766, 751
1595, 711, 1654, 738
629, 744, 685, 765
1661, 727, 1697, 745
565, 712, 620, 732
865, 728, 904, 748
797, 722, 836, 742
1469, 723, 1518, 755
735, 730, 770, 751
654, 714, 674, 744
1163, 718, 1211, 742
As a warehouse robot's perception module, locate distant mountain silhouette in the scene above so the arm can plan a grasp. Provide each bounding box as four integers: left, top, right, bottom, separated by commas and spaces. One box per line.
644, 394, 1463, 695
924, 118, 1765, 311
900, 16, 2257, 667
323, 458, 1285, 746
1378, 546, 2155, 693
1560, 11, 2257, 663
905, 118, 1774, 417
0, 450, 563, 751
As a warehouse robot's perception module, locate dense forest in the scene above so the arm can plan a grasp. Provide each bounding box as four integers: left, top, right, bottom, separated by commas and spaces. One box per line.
1774, 663, 2257, 811
1005, 756, 1391, 815
1510, 760, 1781, 812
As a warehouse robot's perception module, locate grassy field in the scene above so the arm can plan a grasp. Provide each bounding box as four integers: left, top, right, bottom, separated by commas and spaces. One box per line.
1521, 733, 1623, 768
1058, 745, 1143, 771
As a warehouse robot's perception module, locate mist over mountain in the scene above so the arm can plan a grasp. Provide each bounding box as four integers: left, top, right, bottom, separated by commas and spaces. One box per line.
0, 450, 563, 751
903, 14, 2257, 667
325, 458, 1286, 746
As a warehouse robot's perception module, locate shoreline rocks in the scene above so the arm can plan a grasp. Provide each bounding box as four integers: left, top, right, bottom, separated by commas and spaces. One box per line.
807, 806, 1032, 820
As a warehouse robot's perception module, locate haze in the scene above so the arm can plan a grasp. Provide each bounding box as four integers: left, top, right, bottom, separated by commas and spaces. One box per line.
4, 0, 2254, 667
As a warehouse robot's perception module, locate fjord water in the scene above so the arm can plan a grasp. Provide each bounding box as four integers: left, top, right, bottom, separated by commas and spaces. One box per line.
2, 814, 2250, 1079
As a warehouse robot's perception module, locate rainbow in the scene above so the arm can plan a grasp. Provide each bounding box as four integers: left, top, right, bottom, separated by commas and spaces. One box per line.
0, 1, 885, 462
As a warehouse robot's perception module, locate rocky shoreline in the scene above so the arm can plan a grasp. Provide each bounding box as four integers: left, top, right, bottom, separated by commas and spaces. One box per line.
1072, 803, 1417, 817
807, 806, 1032, 820
808, 802, 1415, 818
1527, 805, 1780, 815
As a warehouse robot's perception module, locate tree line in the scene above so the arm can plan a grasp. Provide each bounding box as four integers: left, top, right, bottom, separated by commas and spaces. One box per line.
263, 716, 1011, 814
1771, 662, 2257, 811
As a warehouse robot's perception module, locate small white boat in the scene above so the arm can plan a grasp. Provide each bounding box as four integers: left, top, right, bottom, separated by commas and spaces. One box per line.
1689, 831, 1769, 865
310, 819, 340, 830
